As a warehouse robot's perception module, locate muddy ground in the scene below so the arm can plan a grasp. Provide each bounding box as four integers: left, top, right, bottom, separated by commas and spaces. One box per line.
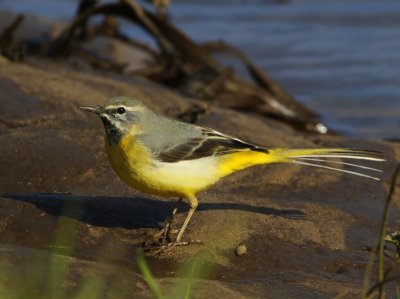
0, 49, 399, 297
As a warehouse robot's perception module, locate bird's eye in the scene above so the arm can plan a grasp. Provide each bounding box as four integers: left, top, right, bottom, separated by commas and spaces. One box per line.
117, 107, 126, 114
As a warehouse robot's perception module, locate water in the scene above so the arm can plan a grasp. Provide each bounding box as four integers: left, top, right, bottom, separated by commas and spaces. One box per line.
1, 0, 399, 138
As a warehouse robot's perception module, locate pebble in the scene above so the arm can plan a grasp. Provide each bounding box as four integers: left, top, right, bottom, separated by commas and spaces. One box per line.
235, 243, 247, 256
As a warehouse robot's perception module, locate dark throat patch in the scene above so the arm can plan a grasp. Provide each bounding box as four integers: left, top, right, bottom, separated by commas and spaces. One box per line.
101, 116, 122, 145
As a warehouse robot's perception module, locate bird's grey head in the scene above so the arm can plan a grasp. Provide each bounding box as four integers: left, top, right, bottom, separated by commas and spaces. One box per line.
79, 96, 148, 144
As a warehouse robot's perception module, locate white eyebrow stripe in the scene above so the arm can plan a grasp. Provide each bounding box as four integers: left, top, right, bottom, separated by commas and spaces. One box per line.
104, 105, 118, 109
126, 106, 145, 112
104, 105, 145, 112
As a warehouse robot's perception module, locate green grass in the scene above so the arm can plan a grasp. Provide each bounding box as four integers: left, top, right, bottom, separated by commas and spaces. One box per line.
134, 249, 217, 299
135, 251, 165, 299
363, 163, 400, 299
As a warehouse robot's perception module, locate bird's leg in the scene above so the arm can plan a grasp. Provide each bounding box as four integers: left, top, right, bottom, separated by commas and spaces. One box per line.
174, 194, 199, 244
153, 197, 182, 243
161, 197, 182, 243
146, 195, 201, 252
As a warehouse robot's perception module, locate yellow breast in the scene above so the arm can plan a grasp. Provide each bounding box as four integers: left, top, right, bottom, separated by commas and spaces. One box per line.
105, 133, 221, 198
106, 131, 165, 193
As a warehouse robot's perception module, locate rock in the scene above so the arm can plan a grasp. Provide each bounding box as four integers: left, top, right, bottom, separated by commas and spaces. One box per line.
235, 243, 247, 256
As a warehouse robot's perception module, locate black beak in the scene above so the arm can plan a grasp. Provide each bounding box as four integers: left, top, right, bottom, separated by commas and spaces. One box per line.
79, 105, 102, 114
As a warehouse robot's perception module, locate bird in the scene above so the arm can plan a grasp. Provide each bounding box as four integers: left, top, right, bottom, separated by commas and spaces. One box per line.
79, 96, 384, 248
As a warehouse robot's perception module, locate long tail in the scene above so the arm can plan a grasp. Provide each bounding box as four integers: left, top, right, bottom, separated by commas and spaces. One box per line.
266, 148, 385, 180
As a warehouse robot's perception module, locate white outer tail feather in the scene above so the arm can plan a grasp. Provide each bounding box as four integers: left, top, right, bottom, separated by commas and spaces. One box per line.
277, 149, 385, 180
292, 160, 381, 180
293, 157, 382, 172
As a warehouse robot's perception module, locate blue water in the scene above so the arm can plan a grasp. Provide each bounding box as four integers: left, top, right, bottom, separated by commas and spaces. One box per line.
1, 0, 399, 138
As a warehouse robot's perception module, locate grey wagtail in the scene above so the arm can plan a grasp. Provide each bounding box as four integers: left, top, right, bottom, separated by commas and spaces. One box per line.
79, 96, 384, 247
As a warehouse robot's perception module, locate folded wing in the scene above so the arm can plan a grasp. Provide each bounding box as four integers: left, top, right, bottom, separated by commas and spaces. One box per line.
157, 127, 267, 163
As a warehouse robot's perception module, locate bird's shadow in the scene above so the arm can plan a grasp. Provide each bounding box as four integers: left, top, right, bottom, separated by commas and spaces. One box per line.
2, 193, 306, 229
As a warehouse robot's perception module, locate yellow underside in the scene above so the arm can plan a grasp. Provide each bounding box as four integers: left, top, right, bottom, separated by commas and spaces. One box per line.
217, 150, 279, 176
105, 134, 275, 198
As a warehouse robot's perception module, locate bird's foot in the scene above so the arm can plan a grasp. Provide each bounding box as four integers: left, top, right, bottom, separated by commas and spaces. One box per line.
152, 226, 179, 244
167, 239, 202, 247
143, 236, 202, 253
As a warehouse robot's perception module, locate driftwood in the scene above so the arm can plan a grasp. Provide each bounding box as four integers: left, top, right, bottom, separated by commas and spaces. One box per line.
47, 0, 328, 133
0, 14, 25, 61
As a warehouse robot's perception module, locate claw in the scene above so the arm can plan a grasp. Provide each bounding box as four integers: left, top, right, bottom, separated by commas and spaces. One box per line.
152, 226, 179, 244
143, 238, 202, 253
